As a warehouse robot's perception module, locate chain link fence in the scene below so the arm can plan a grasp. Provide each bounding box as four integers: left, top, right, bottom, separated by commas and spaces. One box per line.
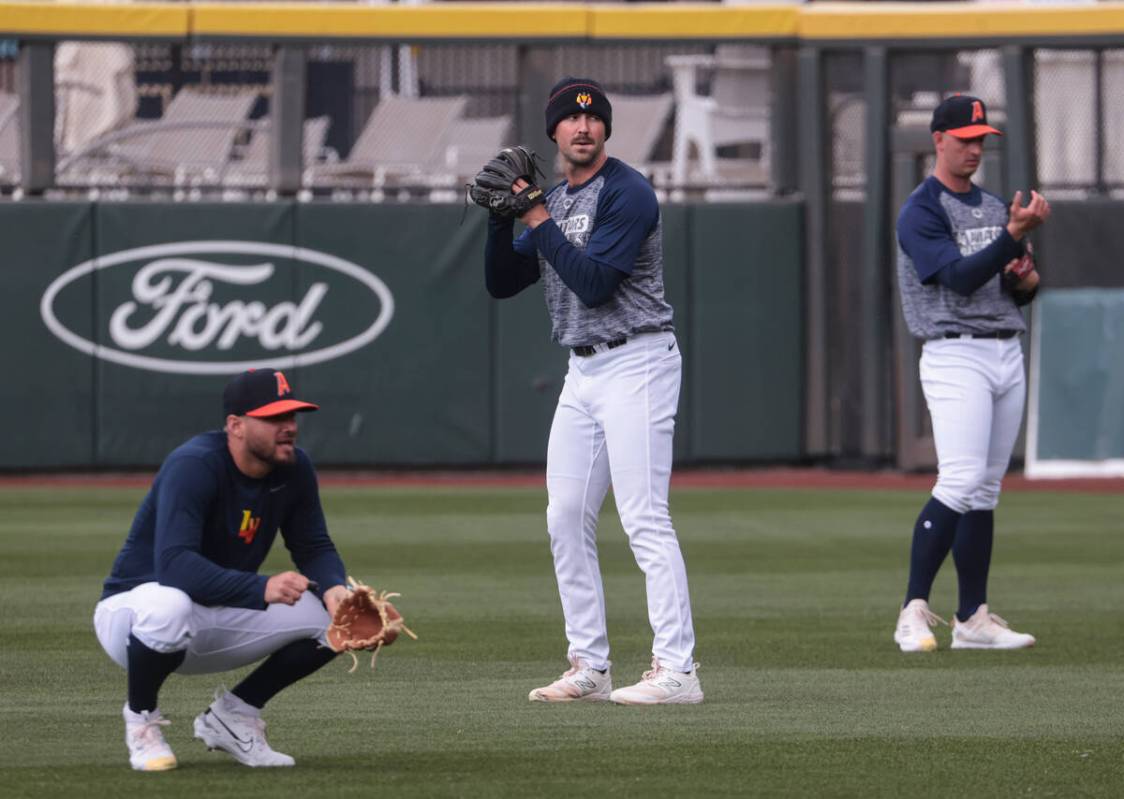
2, 21, 1123, 200
1, 37, 769, 200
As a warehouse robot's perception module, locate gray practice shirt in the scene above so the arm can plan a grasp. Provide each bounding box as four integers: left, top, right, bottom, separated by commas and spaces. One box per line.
896, 176, 1027, 340
515, 157, 675, 347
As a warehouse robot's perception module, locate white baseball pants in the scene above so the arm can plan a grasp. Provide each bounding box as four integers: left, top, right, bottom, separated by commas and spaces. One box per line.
93, 582, 331, 675
545, 331, 696, 673
920, 337, 1026, 513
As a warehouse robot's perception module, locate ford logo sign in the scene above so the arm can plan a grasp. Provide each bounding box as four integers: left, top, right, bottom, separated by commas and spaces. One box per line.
40, 240, 394, 375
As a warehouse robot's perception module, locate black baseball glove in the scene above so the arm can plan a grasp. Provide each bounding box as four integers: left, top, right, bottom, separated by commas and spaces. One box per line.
468, 146, 546, 218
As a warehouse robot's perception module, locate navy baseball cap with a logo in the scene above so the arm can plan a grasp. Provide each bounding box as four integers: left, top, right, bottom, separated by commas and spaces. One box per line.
930, 94, 1003, 139
223, 369, 319, 418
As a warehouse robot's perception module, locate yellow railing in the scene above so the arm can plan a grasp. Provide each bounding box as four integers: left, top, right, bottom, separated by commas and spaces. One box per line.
3, 1, 1123, 41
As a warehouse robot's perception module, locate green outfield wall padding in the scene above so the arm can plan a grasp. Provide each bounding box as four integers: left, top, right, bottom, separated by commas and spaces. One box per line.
660, 205, 694, 463
91, 203, 296, 466
0, 202, 97, 468
5, 200, 804, 469
1033, 289, 1124, 461
687, 201, 804, 460
492, 266, 568, 465
1038, 201, 1124, 289
294, 203, 493, 465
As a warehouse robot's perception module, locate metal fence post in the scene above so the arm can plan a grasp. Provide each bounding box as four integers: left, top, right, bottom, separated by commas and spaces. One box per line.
17, 41, 56, 194
516, 47, 555, 180
1002, 45, 1036, 197
271, 45, 307, 195
798, 45, 828, 457
771, 45, 799, 195
861, 44, 891, 461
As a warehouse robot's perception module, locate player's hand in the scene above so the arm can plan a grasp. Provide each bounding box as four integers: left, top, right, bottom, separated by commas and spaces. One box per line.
265, 571, 311, 605
322, 584, 350, 617
1006, 190, 1050, 239
513, 178, 550, 228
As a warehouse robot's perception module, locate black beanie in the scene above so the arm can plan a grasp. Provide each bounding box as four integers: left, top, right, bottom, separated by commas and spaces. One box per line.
545, 77, 612, 141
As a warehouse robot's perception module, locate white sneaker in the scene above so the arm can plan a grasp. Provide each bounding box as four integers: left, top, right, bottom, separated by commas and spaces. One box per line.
528, 657, 612, 702
894, 598, 946, 652
951, 604, 1036, 650
124, 704, 177, 772
193, 689, 295, 767
609, 658, 703, 705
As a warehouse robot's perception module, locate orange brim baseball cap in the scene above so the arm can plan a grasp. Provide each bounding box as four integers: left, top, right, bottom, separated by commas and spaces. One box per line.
245, 398, 319, 418
931, 94, 1003, 138
945, 123, 1003, 139
223, 369, 319, 418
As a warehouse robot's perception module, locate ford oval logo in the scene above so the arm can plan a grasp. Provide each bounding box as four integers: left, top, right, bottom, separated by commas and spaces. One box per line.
40, 240, 394, 375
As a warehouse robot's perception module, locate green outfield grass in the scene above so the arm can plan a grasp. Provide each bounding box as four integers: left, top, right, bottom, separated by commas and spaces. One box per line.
0, 483, 1121, 798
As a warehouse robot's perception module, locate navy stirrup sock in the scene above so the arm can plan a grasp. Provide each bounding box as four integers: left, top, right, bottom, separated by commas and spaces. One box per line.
905, 497, 962, 605
126, 633, 185, 713
952, 510, 994, 622
232, 638, 337, 709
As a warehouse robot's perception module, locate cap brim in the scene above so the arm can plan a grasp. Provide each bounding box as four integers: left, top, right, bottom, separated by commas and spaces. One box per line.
245, 400, 319, 418
945, 124, 1003, 139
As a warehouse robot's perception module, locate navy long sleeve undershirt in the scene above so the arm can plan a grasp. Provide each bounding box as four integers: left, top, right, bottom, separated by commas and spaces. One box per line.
932, 229, 1024, 296
898, 188, 1025, 297
528, 218, 627, 307
484, 215, 540, 298
484, 214, 626, 307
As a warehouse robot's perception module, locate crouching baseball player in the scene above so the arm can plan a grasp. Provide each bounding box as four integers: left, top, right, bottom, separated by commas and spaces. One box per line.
94, 369, 351, 770
893, 95, 1048, 652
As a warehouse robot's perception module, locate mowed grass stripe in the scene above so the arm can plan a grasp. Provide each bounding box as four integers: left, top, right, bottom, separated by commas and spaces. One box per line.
0, 485, 1120, 797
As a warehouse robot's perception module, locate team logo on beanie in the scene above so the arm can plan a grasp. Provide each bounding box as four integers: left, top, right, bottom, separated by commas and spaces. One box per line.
576, 92, 592, 109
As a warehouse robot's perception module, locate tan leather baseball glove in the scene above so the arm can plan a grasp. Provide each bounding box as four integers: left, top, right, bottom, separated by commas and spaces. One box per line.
326, 577, 417, 672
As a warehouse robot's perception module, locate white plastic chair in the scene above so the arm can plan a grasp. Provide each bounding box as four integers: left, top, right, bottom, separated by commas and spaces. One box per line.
666, 45, 771, 184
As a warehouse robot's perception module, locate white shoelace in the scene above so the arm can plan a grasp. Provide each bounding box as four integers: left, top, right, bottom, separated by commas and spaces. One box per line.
640, 656, 661, 683
903, 606, 948, 629
917, 606, 949, 628
131, 716, 170, 748
978, 611, 1011, 631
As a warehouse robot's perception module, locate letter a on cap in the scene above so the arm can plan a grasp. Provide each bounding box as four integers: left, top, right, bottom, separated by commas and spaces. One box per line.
275, 370, 292, 397
971, 101, 984, 122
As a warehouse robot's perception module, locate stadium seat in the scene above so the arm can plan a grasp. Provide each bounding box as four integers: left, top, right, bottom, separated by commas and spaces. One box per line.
666, 45, 771, 187
58, 87, 259, 185
226, 115, 333, 187
436, 114, 513, 179
306, 94, 468, 190
0, 93, 19, 186
606, 93, 674, 181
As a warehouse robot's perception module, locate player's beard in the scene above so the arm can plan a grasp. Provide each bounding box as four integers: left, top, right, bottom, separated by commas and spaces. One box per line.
247, 432, 297, 467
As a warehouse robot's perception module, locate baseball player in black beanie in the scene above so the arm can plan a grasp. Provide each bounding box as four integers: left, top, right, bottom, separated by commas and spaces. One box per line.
484, 75, 701, 706
545, 76, 612, 141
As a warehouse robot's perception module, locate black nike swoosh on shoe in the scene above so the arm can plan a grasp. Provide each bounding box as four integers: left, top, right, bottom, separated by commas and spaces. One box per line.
209, 710, 255, 753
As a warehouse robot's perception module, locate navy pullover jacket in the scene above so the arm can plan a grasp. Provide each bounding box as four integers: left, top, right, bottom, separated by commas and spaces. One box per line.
101, 430, 346, 609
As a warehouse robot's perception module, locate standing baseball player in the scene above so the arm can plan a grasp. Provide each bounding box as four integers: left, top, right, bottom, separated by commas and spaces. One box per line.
480, 76, 701, 704
893, 94, 1049, 652
94, 369, 352, 770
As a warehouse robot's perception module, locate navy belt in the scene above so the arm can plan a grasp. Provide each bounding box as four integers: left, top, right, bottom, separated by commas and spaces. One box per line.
573, 337, 627, 357
943, 330, 1018, 339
